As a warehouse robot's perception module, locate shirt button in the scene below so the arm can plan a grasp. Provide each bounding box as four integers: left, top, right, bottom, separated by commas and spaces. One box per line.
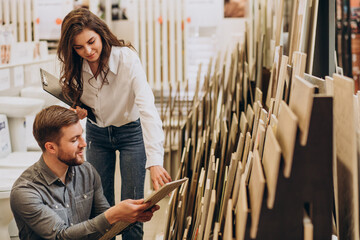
70, 223, 74, 226
66, 204, 70, 208
84, 194, 87, 199
55, 205, 58, 209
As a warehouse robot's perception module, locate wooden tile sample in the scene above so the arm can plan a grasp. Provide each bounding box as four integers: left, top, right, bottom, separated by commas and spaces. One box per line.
203, 190, 216, 240
235, 132, 245, 162
276, 101, 298, 178
289, 75, 315, 146
246, 104, 255, 132
244, 151, 253, 185
275, 0, 285, 46
100, 178, 188, 240
251, 101, 262, 150
213, 222, 220, 240
255, 87, 263, 105
249, 150, 266, 239
223, 199, 233, 240
303, 210, 314, 240
197, 179, 211, 240
227, 113, 239, 161
241, 132, 252, 170
305, 0, 319, 74
290, 51, 307, 93
333, 73, 360, 240
253, 120, 266, 159
284, 65, 293, 103
235, 175, 248, 240
304, 73, 326, 94
262, 127, 281, 209
231, 163, 243, 207
269, 114, 278, 135
220, 153, 239, 226
274, 55, 289, 116
325, 76, 334, 96
259, 108, 268, 127
240, 111, 249, 134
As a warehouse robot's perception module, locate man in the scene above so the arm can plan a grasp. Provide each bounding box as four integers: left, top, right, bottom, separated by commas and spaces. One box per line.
10, 105, 159, 239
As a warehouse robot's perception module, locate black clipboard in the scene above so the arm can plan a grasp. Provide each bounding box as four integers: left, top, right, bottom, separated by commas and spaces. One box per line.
40, 68, 97, 123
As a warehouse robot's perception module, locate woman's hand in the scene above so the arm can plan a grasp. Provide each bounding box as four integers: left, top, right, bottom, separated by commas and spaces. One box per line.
149, 165, 172, 191
70, 106, 88, 120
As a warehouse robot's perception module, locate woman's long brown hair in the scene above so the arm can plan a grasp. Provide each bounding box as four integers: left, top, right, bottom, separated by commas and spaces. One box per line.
57, 8, 133, 106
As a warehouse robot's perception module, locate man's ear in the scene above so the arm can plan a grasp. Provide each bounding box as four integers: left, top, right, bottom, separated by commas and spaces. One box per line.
44, 142, 57, 154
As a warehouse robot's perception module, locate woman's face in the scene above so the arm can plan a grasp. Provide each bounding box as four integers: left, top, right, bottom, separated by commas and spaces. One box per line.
73, 28, 103, 63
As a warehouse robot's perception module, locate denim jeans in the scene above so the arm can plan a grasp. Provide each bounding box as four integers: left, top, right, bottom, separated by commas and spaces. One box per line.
86, 119, 146, 240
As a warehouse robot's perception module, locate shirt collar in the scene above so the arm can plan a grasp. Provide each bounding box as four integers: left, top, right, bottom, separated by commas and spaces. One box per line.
81, 46, 119, 75
37, 156, 74, 186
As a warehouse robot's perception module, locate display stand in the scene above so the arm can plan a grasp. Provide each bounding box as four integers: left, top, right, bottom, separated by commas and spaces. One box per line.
244, 96, 333, 239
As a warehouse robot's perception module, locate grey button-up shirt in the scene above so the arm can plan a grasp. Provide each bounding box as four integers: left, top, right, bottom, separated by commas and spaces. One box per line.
10, 156, 112, 240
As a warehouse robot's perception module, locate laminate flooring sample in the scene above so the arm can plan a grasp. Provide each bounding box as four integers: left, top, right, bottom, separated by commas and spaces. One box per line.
249, 150, 265, 239
333, 73, 359, 240
262, 127, 281, 209
289, 75, 314, 146
99, 178, 188, 240
276, 101, 298, 178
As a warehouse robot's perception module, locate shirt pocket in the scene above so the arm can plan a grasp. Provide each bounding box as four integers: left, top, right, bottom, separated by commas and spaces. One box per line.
75, 189, 94, 220
50, 204, 68, 225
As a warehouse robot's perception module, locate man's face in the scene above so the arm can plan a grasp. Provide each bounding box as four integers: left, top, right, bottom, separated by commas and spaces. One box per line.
56, 122, 86, 166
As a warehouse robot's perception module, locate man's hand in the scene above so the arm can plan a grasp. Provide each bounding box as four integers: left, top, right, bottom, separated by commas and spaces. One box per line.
149, 165, 172, 191
69, 106, 88, 120
105, 199, 160, 224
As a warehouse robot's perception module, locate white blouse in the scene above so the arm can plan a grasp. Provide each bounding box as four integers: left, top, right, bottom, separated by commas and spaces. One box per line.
80, 46, 164, 169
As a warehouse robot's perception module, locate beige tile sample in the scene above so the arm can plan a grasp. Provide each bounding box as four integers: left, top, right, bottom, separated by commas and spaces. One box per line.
325, 76, 334, 96
235, 175, 248, 240
246, 104, 255, 132
303, 210, 314, 240
212, 222, 220, 240
274, 55, 289, 117
289, 75, 315, 146
249, 150, 266, 239
304, 73, 326, 94
262, 127, 281, 209
223, 199, 234, 240
333, 73, 359, 240
290, 51, 307, 93
203, 190, 216, 240
240, 111, 249, 134
276, 101, 298, 178
241, 132, 252, 170
100, 178, 188, 240
232, 163, 243, 206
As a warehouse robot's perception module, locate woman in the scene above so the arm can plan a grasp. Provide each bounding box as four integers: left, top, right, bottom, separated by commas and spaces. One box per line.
57, 8, 172, 239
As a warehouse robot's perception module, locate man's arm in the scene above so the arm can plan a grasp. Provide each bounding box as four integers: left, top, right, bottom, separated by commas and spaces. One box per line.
10, 185, 112, 240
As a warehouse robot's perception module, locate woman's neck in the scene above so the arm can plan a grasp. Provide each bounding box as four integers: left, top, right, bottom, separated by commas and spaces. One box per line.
88, 61, 99, 77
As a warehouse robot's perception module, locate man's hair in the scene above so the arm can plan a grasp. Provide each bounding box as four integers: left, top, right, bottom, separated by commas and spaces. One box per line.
33, 105, 79, 151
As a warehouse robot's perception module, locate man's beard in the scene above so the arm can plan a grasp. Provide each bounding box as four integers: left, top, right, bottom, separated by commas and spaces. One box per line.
57, 149, 84, 166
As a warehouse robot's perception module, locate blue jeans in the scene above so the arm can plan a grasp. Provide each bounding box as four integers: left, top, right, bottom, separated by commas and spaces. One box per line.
86, 119, 146, 240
